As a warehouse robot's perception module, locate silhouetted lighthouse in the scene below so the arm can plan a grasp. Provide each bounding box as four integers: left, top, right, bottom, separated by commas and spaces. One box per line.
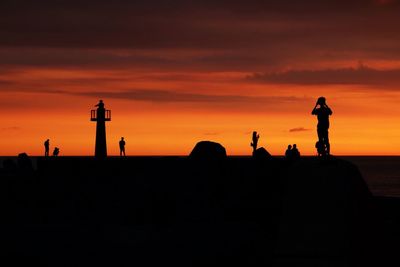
91, 100, 111, 158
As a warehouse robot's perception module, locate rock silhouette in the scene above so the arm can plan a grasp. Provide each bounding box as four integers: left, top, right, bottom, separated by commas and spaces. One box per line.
0, 156, 397, 266
1, 156, 391, 266
2, 158, 17, 172
253, 147, 271, 159
189, 141, 227, 160
17, 152, 33, 172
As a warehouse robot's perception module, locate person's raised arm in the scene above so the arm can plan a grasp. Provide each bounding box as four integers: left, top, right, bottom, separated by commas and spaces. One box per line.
311, 103, 318, 115
325, 104, 333, 115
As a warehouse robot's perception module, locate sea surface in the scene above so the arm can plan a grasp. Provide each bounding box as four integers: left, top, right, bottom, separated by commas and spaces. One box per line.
1, 156, 399, 197
339, 156, 400, 197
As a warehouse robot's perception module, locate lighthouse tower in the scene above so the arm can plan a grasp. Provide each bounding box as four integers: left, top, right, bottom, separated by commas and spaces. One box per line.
91, 100, 111, 158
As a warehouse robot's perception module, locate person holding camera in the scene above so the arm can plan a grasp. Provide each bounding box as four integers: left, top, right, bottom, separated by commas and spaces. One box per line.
312, 97, 333, 155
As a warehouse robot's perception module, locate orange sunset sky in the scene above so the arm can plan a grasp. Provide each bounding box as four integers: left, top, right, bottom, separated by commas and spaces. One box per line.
1, 0, 400, 156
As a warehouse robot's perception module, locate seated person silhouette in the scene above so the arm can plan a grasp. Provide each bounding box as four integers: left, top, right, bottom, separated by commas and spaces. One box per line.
250, 131, 260, 155
119, 137, 126, 157
53, 147, 60, 157
312, 97, 333, 155
44, 139, 50, 157
285, 144, 292, 158
292, 144, 300, 159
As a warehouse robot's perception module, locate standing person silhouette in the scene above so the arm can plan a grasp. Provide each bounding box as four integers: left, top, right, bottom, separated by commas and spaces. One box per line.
44, 139, 50, 157
285, 144, 292, 159
119, 137, 126, 157
312, 97, 333, 155
292, 144, 300, 159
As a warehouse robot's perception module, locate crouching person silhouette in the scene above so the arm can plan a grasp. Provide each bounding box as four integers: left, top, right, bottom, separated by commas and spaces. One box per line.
312, 97, 333, 155
53, 147, 60, 157
315, 141, 326, 157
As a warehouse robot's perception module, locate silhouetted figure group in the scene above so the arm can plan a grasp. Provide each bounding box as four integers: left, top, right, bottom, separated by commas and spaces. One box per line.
44, 139, 61, 157
312, 97, 332, 156
39, 97, 333, 158
285, 144, 300, 160
247, 97, 332, 159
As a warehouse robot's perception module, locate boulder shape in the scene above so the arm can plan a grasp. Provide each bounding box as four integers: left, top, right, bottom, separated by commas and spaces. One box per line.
17, 152, 33, 171
3, 158, 17, 171
189, 141, 227, 160
253, 147, 272, 159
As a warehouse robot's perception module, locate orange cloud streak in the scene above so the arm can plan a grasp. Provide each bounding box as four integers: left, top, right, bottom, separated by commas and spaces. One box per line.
1, 67, 400, 156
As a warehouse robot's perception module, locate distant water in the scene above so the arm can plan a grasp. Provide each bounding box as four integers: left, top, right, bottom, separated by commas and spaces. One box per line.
340, 156, 400, 197
1, 156, 399, 197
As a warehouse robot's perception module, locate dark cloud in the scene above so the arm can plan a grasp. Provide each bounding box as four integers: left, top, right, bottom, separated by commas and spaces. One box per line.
1, 1, 400, 73
0, 86, 308, 105
0, 48, 175, 69
247, 65, 400, 85
75, 89, 305, 104
289, 127, 310, 133
0, 48, 281, 71
0, 80, 14, 85
1, 1, 400, 52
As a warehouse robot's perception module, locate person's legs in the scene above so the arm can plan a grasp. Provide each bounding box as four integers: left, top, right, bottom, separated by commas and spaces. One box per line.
318, 128, 330, 155
317, 128, 324, 143
324, 130, 330, 155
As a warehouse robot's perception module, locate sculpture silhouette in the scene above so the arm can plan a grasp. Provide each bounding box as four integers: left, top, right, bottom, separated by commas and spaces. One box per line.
312, 97, 332, 155
44, 139, 50, 157
119, 137, 126, 157
250, 131, 260, 155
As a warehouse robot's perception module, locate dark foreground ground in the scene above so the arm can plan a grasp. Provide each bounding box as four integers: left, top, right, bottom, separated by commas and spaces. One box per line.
0, 156, 399, 266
